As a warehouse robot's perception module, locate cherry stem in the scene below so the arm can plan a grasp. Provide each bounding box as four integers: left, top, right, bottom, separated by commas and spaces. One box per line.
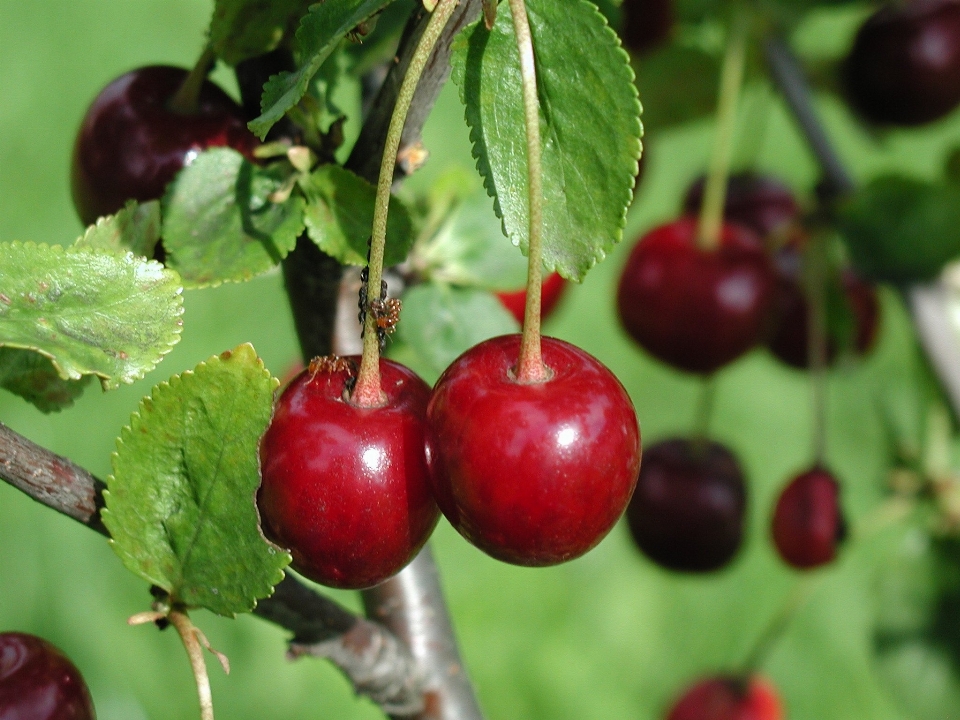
696, 5, 749, 251
509, 0, 548, 383
805, 233, 829, 466
169, 47, 216, 115
738, 575, 820, 675
692, 374, 717, 446
351, 0, 460, 406
168, 609, 215, 720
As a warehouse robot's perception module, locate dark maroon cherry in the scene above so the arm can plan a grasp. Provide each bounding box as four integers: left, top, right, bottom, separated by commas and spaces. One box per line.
626, 438, 746, 573
771, 466, 846, 569
682, 172, 801, 242
666, 674, 783, 720
617, 217, 777, 374
767, 244, 881, 369
0, 632, 96, 720
842, 0, 960, 126
495, 271, 567, 325
258, 356, 439, 589
71, 65, 259, 226
425, 335, 641, 566
620, 0, 675, 55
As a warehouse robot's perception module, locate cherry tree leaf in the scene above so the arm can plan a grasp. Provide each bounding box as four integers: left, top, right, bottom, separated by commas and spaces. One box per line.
75, 200, 162, 258
0, 242, 183, 390
450, 0, 642, 281
0, 347, 91, 413
248, 0, 394, 139
300, 164, 414, 267
209, 0, 315, 66
103, 344, 290, 617
162, 148, 305, 288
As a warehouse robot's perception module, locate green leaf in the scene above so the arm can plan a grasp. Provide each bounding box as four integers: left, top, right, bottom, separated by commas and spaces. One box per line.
161, 148, 305, 288
838, 176, 960, 283
0, 347, 91, 412
0, 242, 183, 390
75, 200, 162, 258
633, 43, 720, 131
450, 0, 642, 281
397, 283, 518, 381
209, 0, 314, 65
248, 0, 394, 139
103, 344, 290, 616
301, 164, 414, 267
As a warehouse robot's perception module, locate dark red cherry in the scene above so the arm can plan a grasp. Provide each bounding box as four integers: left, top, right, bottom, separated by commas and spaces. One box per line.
666, 674, 783, 720
766, 245, 881, 369
71, 65, 259, 226
771, 466, 846, 570
617, 217, 777, 375
842, 0, 960, 126
682, 172, 801, 242
425, 335, 641, 566
620, 0, 675, 55
258, 357, 439, 589
495, 272, 567, 325
0, 632, 96, 720
626, 438, 746, 573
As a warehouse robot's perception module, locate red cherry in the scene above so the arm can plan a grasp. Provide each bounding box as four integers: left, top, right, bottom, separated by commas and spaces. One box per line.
0, 632, 96, 720
766, 245, 880, 370
425, 335, 641, 566
620, 0, 675, 55
257, 357, 439, 589
495, 272, 567, 325
682, 172, 801, 242
71, 65, 258, 226
842, 0, 960, 126
666, 675, 783, 720
771, 467, 846, 570
626, 438, 746, 573
617, 218, 777, 375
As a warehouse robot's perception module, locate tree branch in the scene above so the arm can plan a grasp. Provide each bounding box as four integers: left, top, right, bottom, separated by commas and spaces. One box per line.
0, 420, 424, 713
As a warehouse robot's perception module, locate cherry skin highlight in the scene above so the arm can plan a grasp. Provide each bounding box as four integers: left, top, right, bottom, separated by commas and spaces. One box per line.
0, 632, 96, 720
626, 438, 746, 573
666, 674, 783, 720
71, 65, 258, 226
426, 335, 641, 566
771, 466, 846, 570
682, 172, 801, 242
495, 271, 567, 325
257, 357, 439, 589
617, 217, 777, 375
842, 0, 960, 126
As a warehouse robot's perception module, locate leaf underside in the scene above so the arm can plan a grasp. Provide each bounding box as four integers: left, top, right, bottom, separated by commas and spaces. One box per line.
0, 347, 91, 412
76, 200, 162, 258
209, 0, 315, 66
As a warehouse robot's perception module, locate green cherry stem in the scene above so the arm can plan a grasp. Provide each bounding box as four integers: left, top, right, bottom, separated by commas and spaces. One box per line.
696, 6, 750, 251
692, 374, 717, 447
738, 575, 821, 675
169, 47, 216, 115
168, 609, 215, 720
351, 0, 459, 407
509, 0, 549, 383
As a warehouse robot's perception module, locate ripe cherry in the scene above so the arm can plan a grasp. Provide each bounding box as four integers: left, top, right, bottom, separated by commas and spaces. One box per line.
0, 632, 96, 720
257, 356, 439, 589
666, 674, 783, 720
682, 172, 801, 242
71, 65, 258, 226
842, 0, 960, 126
617, 217, 777, 375
626, 438, 746, 573
620, 0, 675, 55
495, 272, 567, 325
425, 335, 641, 566
771, 466, 846, 570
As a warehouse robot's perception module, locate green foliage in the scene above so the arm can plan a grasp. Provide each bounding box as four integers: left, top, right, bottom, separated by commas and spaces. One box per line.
633, 44, 719, 131
451, 0, 642, 281
0, 347, 90, 412
0, 242, 183, 390
75, 200, 162, 258
209, 0, 314, 65
102, 344, 290, 617
838, 176, 960, 283
301, 164, 414, 267
248, 0, 395, 139
162, 148, 305, 288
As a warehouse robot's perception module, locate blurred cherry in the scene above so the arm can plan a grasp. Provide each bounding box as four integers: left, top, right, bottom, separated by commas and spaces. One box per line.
0, 632, 96, 720
682, 172, 801, 242
496, 272, 567, 325
771, 466, 846, 569
666, 674, 783, 720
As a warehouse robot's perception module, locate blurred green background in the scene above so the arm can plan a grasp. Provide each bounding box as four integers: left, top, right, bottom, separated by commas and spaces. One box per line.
4, 2, 960, 719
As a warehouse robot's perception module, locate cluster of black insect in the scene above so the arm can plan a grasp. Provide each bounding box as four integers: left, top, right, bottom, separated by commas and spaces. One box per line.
358, 265, 391, 350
